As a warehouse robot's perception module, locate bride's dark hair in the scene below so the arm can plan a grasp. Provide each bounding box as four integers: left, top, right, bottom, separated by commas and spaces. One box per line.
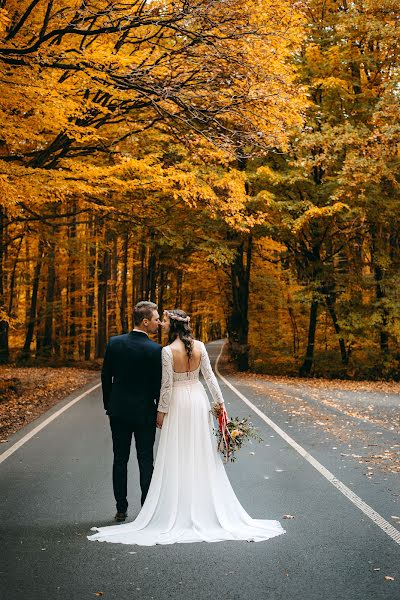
165, 309, 193, 359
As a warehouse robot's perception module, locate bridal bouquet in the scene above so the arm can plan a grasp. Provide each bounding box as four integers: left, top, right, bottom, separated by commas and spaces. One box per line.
211, 403, 262, 463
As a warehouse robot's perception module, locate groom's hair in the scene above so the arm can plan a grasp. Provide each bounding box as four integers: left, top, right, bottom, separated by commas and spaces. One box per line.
133, 301, 158, 325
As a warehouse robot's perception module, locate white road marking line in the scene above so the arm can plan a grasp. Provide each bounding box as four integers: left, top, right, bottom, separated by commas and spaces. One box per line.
0, 383, 101, 464
215, 344, 400, 546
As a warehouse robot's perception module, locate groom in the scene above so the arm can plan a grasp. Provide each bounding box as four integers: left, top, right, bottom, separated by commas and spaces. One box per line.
101, 301, 162, 522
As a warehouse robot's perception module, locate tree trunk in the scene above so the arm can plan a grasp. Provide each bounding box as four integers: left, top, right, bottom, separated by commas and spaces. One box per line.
175, 268, 183, 307
374, 263, 389, 354
65, 204, 77, 360
96, 222, 111, 358
84, 216, 96, 360
52, 275, 61, 358
286, 289, 300, 358
157, 266, 166, 344
20, 238, 45, 359
228, 235, 252, 371
8, 236, 23, 318
108, 235, 118, 336
299, 298, 319, 377
0, 208, 8, 362
38, 238, 56, 358
2, 235, 23, 361
195, 314, 203, 340
370, 224, 389, 354
139, 239, 146, 299
120, 231, 129, 333
147, 235, 157, 303
131, 242, 137, 327
325, 292, 349, 365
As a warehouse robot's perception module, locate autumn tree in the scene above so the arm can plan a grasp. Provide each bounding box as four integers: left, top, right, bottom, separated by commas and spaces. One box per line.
250, 0, 400, 376
0, 0, 305, 361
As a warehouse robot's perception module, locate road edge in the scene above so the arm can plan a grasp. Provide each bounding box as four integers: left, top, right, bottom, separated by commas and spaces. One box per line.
214, 340, 400, 546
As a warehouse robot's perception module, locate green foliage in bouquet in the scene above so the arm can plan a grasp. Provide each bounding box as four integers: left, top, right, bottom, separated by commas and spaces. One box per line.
211, 403, 263, 463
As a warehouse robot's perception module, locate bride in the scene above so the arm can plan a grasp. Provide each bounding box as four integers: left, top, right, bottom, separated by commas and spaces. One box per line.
88, 309, 286, 546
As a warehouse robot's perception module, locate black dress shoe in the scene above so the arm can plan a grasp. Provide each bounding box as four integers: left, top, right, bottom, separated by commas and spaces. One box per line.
114, 511, 127, 522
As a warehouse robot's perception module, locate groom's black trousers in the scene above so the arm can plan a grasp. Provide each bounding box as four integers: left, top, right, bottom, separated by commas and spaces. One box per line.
109, 416, 156, 513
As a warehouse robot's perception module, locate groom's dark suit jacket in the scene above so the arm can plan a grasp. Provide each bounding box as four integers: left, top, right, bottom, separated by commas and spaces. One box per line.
101, 331, 162, 423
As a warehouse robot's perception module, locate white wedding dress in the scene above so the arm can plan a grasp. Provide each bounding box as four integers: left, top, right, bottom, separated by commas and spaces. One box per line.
87, 342, 286, 546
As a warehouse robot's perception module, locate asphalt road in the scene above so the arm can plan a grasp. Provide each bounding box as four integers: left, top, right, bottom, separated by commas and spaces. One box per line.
1, 341, 399, 600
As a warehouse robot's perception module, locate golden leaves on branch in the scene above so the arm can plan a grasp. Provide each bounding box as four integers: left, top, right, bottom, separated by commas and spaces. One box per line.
0, 9, 10, 37
291, 203, 351, 234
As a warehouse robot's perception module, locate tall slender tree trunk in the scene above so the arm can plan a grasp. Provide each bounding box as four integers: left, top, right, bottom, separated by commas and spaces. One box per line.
227, 152, 253, 371
52, 276, 62, 358
299, 298, 319, 377
120, 231, 129, 333
228, 235, 252, 371
175, 268, 183, 307
325, 292, 349, 364
20, 238, 45, 359
157, 266, 166, 344
195, 314, 203, 339
39, 238, 56, 358
131, 243, 137, 327
287, 300, 300, 358
108, 235, 118, 336
370, 224, 389, 354
374, 263, 389, 354
35, 262, 47, 356
145, 230, 157, 302
96, 222, 111, 358
139, 239, 146, 299
4, 235, 24, 361
8, 236, 23, 318
0, 208, 9, 362
65, 204, 77, 360
84, 216, 96, 360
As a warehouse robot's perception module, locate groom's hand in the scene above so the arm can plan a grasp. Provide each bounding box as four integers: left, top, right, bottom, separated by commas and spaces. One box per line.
156, 411, 165, 429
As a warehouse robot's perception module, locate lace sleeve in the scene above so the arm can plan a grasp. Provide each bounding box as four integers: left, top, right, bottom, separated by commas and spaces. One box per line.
200, 342, 224, 405
158, 346, 173, 413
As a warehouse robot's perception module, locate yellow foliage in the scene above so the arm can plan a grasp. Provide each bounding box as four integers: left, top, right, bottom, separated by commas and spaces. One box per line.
0, 9, 10, 36
291, 203, 350, 234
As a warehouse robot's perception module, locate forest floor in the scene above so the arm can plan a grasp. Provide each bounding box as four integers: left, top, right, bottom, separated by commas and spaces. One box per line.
0, 366, 98, 442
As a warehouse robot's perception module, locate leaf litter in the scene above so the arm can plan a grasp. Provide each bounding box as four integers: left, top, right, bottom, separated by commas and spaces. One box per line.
0, 366, 98, 441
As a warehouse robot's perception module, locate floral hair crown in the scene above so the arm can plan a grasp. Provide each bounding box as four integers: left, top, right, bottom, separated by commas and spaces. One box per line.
164, 310, 190, 323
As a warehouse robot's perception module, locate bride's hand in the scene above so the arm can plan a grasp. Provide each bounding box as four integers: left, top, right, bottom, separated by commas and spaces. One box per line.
156, 411, 165, 429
